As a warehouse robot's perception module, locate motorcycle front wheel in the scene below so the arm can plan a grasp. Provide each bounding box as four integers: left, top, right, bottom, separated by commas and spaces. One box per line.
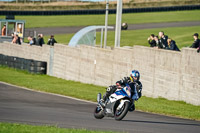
94, 105, 104, 119
114, 101, 130, 121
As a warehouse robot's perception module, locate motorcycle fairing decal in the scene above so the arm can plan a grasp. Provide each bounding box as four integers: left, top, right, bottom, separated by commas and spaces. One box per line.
115, 89, 127, 97
115, 85, 131, 98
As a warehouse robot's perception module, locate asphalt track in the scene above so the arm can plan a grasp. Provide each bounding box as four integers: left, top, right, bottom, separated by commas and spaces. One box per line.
27, 21, 200, 35
0, 82, 200, 133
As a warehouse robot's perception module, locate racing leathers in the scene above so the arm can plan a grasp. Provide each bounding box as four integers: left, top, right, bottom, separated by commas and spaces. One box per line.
102, 77, 142, 108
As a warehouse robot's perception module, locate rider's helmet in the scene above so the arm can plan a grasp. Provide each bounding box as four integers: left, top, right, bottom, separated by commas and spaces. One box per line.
130, 70, 140, 82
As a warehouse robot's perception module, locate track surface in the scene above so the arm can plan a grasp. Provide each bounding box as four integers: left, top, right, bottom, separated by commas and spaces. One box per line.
0, 82, 200, 133
27, 21, 200, 35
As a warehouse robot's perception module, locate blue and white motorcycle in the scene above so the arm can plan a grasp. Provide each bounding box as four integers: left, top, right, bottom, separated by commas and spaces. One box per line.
94, 83, 138, 121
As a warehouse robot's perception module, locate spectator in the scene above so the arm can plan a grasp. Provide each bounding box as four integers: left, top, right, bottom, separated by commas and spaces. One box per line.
197, 46, 200, 53
1, 25, 6, 36
40, 34, 45, 45
36, 34, 45, 47
28, 36, 34, 45
167, 38, 180, 51
11, 33, 14, 39
159, 31, 168, 49
121, 22, 128, 30
32, 37, 36, 45
47, 35, 57, 46
154, 36, 163, 49
190, 33, 200, 48
16, 34, 21, 45
11, 34, 17, 44
11, 34, 21, 45
147, 34, 156, 47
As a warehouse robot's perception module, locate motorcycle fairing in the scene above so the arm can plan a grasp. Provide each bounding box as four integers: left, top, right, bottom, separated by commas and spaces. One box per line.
109, 84, 132, 103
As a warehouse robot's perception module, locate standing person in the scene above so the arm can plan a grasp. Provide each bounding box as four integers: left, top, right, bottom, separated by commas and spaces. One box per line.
11, 34, 17, 44
11, 34, 21, 45
40, 34, 45, 45
190, 33, 200, 48
16, 34, 21, 45
167, 38, 180, 51
47, 35, 57, 46
154, 36, 163, 49
1, 25, 6, 36
36, 34, 44, 47
11, 33, 14, 40
197, 45, 200, 53
147, 34, 156, 47
159, 31, 168, 49
28, 36, 34, 45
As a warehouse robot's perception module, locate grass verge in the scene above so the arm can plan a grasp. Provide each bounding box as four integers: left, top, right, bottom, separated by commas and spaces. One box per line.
42, 26, 200, 49
0, 66, 199, 120
1, 10, 200, 28
0, 122, 116, 133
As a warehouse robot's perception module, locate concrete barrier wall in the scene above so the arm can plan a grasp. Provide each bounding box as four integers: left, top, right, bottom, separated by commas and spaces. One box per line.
0, 43, 199, 105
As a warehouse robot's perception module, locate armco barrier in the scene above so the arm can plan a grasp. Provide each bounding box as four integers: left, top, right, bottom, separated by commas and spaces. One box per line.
0, 43, 199, 106
0, 54, 47, 74
0, 5, 200, 15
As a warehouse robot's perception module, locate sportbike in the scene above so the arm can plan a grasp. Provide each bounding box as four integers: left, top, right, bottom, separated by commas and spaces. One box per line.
94, 84, 136, 121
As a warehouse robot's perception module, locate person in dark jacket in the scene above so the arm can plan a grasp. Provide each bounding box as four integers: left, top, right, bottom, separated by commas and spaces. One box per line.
47, 35, 57, 46
148, 34, 156, 47
40, 34, 45, 46
16, 35, 21, 45
197, 46, 200, 53
32, 37, 36, 45
167, 38, 180, 51
159, 31, 168, 49
154, 36, 163, 49
190, 33, 200, 48
101, 70, 142, 111
36, 34, 45, 47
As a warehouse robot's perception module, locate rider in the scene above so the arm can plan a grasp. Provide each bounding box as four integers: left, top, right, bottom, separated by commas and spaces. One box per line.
101, 70, 142, 111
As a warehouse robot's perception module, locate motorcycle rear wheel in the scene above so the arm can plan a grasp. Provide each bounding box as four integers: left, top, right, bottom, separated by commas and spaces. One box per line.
114, 101, 130, 121
94, 105, 104, 119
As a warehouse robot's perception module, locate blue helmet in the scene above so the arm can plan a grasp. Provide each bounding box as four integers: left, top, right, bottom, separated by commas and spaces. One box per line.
130, 70, 140, 81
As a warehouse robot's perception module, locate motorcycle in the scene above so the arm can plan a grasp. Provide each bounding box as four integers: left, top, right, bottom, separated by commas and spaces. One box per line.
94, 83, 137, 121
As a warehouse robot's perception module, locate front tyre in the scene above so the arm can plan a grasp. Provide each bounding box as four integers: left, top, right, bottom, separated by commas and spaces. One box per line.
94, 105, 104, 119
114, 101, 130, 121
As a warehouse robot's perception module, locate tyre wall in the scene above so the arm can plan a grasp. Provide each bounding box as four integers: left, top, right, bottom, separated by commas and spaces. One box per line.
0, 43, 50, 74
0, 54, 47, 74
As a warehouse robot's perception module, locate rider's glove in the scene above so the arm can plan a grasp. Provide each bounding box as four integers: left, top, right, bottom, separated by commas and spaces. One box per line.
122, 77, 129, 83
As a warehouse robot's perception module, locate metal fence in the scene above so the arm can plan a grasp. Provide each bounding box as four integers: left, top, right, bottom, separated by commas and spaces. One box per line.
0, 5, 200, 15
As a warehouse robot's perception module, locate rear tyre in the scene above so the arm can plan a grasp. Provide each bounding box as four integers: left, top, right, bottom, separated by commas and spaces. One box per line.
94, 105, 104, 119
114, 101, 130, 121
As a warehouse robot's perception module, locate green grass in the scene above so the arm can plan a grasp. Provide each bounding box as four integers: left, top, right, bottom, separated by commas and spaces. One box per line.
0, 66, 199, 120
0, 66, 104, 101
41, 26, 200, 49
0, 123, 116, 133
1, 10, 200, 28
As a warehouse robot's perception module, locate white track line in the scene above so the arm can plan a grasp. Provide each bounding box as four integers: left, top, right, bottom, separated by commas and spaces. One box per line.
0, 81, 96, 104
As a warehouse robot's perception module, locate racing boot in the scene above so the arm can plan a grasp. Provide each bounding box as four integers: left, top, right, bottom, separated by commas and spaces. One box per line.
100, 93, 109, 107
129, 103, 135, 112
